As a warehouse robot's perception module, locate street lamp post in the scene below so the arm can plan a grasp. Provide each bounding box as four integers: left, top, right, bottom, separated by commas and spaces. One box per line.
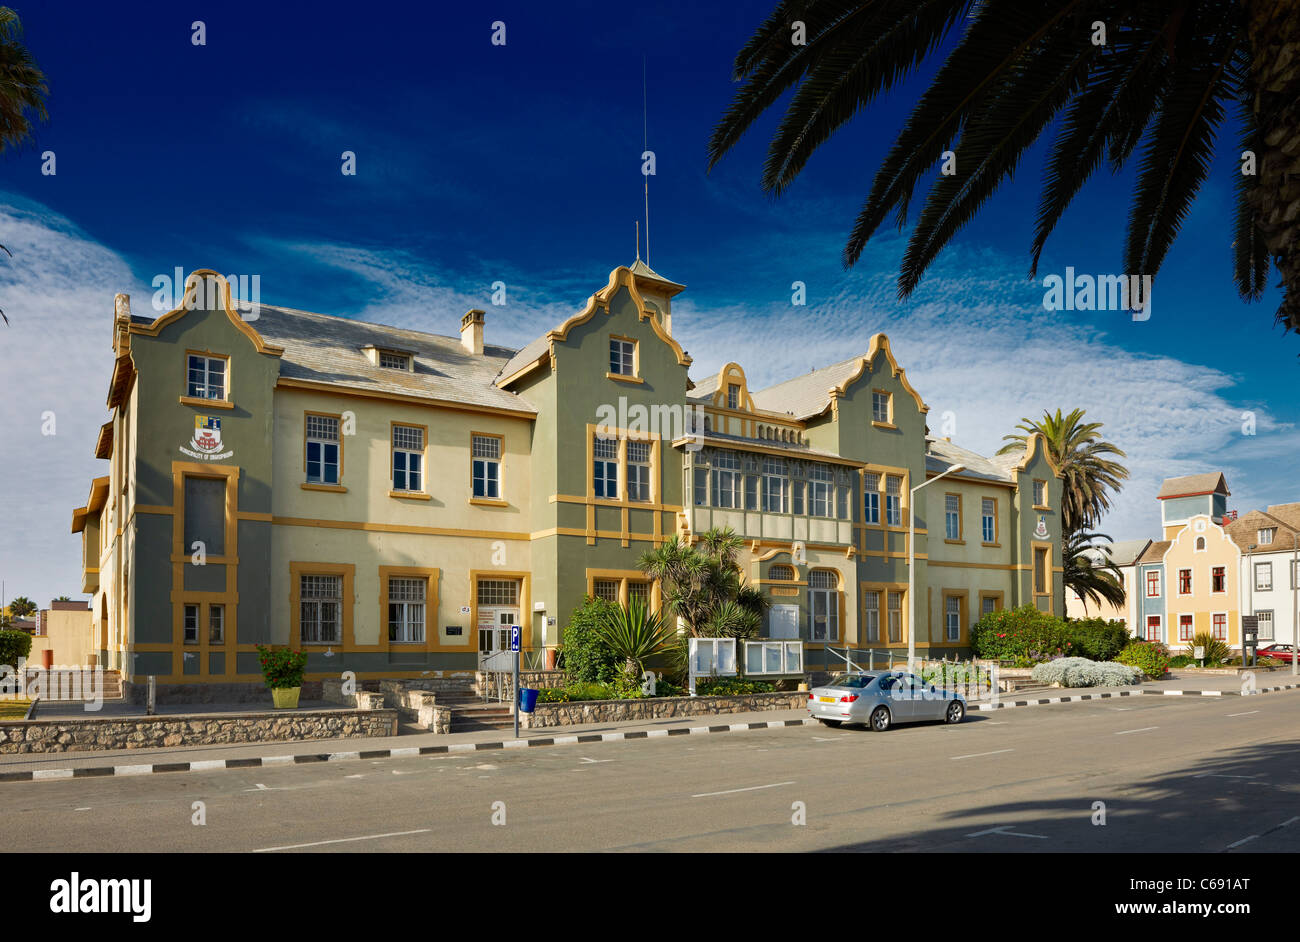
909, 463, 964, 674
1292, 531, 1298, 677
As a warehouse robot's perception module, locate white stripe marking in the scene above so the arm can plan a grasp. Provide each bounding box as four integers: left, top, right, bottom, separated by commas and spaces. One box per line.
602, 733, 625, 742
1227, 710, 1259, 717
389, 747, 420, 757
1116, 726, 1158, 735
327, 752, 360, 762
188, 759, 228, 771
261, 755, 295, 766
448, 743, 477, 753
551, 735, 579, 745
950, 749, 1014, 760
113, 765, 153, 776
691, 780, 794, 798
33, 769, 74, 780
1226, 835, 1259, 849
646, 729, 669, 738
502, 740, 528, 749
253, 828, 432, 852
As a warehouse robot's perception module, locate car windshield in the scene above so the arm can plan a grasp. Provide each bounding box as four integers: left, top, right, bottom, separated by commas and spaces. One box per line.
827, 673, 875, 688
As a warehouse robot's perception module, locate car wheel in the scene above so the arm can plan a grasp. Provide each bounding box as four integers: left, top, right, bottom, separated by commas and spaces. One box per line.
945, 700, 965, 725
869, 706, 891, 732
818, 719, 842, 728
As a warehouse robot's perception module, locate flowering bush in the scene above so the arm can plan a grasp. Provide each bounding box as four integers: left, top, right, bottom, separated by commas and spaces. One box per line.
1031, 657, 1141, 687
254, 645, 309, 689
970, 606, 1129, 663
1116, 640, 1172, 678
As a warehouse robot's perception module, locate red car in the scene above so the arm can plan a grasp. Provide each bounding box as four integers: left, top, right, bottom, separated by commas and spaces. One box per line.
1258, 643, 1296, 663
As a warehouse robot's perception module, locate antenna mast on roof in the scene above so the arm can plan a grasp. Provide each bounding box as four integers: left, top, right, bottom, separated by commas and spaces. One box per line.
635, 221, 640, 262
643, 55, 650, 267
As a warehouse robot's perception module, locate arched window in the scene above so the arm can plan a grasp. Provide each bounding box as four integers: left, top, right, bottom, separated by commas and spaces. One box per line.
1196, 536, 1206, 551
768, 564, 794, 581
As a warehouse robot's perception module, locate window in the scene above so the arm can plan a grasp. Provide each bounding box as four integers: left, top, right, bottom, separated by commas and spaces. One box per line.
472, 434, 502, 499
727, 384, 740, 409
981, 498, 996, 543
863, 472, 880, 524
1259, 527, 1275, 546
1145, 615, 1161, 642
762, 457, 788, 513
609, 338, 635, 376
885, 475, 902, 526
806, 464, 832, 518
186, 354, 226, 400
945, 596, 961, 642
300, 575, 342, 644
1033, 479, 1047, 507
863, 590, 880, 643
1145, 570, 1161, 597
1034, 546, 1049, 595
808, 570, 838, 641
1211, 566, 1226, 593
1256, 610, 1274, 641
1178, 568, 1192, 595
388, 577, 426, 643
887, 591, 903, 643
693, 466, 708, 506
209, 604, 224, 644
627, 440, 651, 502
981, 595, 998, 616
768, 564, 794, 581
944, 494, 961, 540
593, 437, 619, 498
477, 579, 519, 605
1212, 613, 1227, 640
627, 581, 651, 606
378, 351, 410, 370
791, 479, 804, 515
183, 604, 200, 644
305, 415, 340, 485
183, 477, 226, 556
1178, 614, 1193, 641
392, 425, 424, 492
593, 580, 620, 602
871, 391, 890, 423
1195, 536, 1206, 551
1256, 561, 1273, 591
744, 474, 759, 511
711, 449, 740, 509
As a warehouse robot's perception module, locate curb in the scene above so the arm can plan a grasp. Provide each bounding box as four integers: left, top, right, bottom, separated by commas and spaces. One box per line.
0, 717, 818, 784
971, 680, 1300, 712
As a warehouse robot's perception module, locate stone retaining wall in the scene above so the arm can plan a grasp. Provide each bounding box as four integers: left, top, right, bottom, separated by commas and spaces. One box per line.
377, 681, 451, 732
0, 707, 398, 754
520, 690, 808, 728
123, 680, 324, 705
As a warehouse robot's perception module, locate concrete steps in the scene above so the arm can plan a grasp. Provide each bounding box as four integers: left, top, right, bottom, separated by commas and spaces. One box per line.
23, 669, 123, 702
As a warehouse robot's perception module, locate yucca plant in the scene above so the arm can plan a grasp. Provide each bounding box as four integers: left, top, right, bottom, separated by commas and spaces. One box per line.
596, 599, 679, 684
1190, 631, 1231, 664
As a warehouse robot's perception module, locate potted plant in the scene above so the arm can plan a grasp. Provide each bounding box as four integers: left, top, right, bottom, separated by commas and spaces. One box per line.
255, 644, 309, 708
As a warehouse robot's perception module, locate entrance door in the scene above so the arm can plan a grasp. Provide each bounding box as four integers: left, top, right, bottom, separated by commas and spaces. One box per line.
478, 608, 519, 653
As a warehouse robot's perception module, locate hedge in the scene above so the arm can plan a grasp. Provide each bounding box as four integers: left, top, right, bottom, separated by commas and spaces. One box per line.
970, 606, 1129, 663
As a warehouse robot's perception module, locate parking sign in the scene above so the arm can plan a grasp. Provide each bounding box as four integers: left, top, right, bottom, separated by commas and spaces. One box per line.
510, 627, 520, 652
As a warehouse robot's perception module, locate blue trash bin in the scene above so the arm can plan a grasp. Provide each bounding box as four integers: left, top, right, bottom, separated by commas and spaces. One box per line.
518, 687, 539, 713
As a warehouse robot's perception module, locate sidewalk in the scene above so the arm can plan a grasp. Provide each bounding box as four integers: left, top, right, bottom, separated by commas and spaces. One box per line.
0, 707, 817, 782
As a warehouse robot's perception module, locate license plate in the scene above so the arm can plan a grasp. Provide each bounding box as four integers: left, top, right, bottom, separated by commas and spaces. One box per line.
818, 696, 835, 703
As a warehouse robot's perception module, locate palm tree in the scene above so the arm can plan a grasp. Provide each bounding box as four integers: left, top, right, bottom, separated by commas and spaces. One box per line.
0, 7, 48, 327
1064, 530, 1126, 612
597, 599, 679, 681
637, 527, 769, 637
709, 2, 1299, 333
997, 408, 1128, 537
7, 596, 36, 618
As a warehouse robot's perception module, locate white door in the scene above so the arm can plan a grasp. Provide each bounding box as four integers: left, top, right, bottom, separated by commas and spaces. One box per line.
478, 607, 519, 653
769, 605, 799, 639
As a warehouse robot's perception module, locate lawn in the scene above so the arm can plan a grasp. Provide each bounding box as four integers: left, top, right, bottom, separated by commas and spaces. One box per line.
0, 699, 32, 720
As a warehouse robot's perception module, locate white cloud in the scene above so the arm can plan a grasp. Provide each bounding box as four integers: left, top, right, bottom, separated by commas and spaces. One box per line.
0, 199, 137, 611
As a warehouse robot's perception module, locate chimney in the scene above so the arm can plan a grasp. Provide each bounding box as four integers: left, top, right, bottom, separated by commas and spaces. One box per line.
461, 309, 484, 355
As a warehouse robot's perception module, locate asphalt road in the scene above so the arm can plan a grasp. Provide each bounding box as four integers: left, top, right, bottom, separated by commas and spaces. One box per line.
9, 691, 1300, 852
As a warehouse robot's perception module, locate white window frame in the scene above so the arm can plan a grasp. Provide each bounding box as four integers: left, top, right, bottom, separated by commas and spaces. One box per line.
392, 425, 424, 493
594, 436, 619, 499
209, 604, 224, 644
711, 450, 740, 509
627, 439, 651, 503
945, 595, 961, 642
981, 498, 995, 543
472, 434, 502, 499
944, 493, 961, 540
809, 464, 833, 518
864, 472, 880, 525
1256, 610, 1274, 641
388, 577, 426, 644
300, 574, 343, 645
1145, 615, 1162, 642
609, 338, 635, 376
762, 457, 788, 513
378, 351, 411, 370
305, 414, 340, 485
871, 390, 890, 423
885, 475, 902, 527
186, 354, 226, 400
1255, 561, 1273, 591
808, 570, 839, 642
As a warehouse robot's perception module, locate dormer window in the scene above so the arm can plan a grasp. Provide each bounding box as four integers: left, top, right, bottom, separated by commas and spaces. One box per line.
727, 384, 740, 409
1259, 527, 1276, 546
379, 351, 411, 371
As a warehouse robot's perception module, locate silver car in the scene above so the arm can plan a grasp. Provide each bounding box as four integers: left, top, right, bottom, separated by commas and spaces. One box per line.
808, 671, 966, 731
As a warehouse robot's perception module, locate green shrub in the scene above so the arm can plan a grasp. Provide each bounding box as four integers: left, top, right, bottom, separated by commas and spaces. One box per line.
653, 675, 684, 697
1190, 632, 1231, 665
970, 606, 1072, 662
695, 676, 775, 696
560, 596, 621, 685
254, 645, 309, 689
1169, 654, 1195, 668
1064, 617, 1131, 661
1117, 640, 1171, 678
537, 682, 617, 703
0, 629, 33, 672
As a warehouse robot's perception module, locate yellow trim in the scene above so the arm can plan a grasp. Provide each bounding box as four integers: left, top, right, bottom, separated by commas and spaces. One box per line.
1031, 540, 1054, 611
272, 515, 530, 541
585, 568, 661, 612
304, 409, 345, 484
470, 498, 509, 507
826, 333, 930, 421
469, 429, 504, 502
1017, 432, 1064, 480
978, 590, 1005, 616
469, 571, 532, 650
276, 377, 536, 420
391, 490, 433, 501
392, 420, 429, 495
861, 581, 909, 647
130, 271, 283, 356
943, 491, 963, 542
980, 495, 1000, 546
179, 395, 233, 410
940, 588, 970, 645
606, 372, 644, 384
300, 482, 348, 493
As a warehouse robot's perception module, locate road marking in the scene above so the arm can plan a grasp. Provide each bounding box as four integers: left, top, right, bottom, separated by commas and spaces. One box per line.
579, 757, 613, 764
950, 749, 1014, 760
1195, 773, 1261, 780
965, 824, 1048, 840
190, 759, 227, 771
691, 781, 794, 798
1226, 835, 1259, 849
253, 829, 432, 853
344, 774, 364, 779
74, 807, 91, 811
1227, 710, 1259, 717
1116, 726, 1158, 735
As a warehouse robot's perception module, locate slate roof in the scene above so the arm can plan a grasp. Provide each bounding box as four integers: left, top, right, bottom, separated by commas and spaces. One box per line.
1224, 508, 1300, 551
251, 304, 536, 415
1157, 472, 1229, 499
1092, 538, 1152, 568
1137, 540, 1172, 564
925, 437, 1024, 483
749, 356, 865, 419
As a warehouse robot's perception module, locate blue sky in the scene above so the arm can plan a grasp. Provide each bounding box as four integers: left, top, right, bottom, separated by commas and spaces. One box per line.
0, 0, 1295, 607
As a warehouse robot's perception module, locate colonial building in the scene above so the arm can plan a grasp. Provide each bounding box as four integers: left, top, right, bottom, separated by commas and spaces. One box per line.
72, 263, 1064, 698
1099, 472, 1300, 652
